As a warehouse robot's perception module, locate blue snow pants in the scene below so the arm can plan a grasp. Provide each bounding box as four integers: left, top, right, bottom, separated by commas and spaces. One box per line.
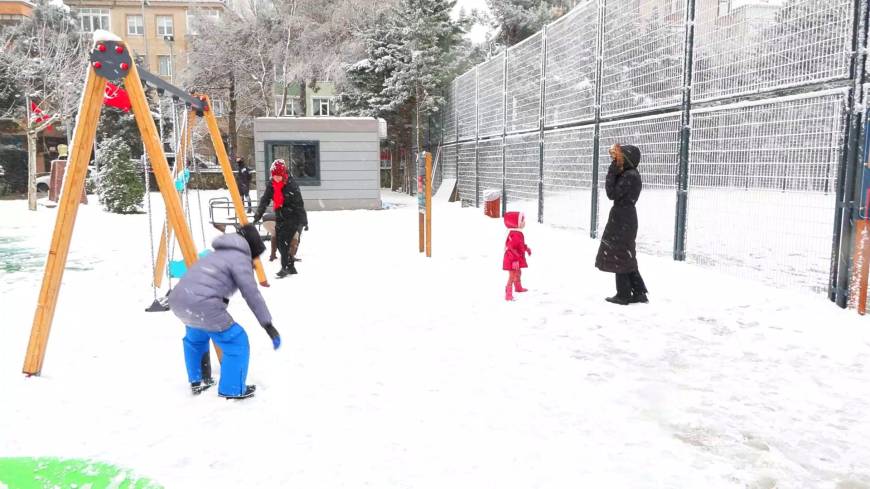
183, 323, 250, 396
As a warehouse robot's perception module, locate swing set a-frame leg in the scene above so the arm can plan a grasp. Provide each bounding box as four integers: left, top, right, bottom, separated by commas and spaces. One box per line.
199, 95, 269, 287
23, 67, 106, 376
23, 35, 202, 376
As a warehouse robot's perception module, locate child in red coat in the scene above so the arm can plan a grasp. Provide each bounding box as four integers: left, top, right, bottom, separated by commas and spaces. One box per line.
503, 211, 531, 301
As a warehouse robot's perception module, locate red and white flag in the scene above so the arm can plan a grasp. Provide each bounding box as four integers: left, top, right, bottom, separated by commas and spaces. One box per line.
29, 101, 53, 130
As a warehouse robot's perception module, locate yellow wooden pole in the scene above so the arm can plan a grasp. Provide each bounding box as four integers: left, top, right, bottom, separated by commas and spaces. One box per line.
425, 152, 432, 258
125, 62, 197, 266
153, 112, 192, 288
22, 67, 106, 375
199, 95, 269, 287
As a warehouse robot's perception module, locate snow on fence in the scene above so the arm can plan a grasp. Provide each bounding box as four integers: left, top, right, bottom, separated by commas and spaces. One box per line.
478, 54, 505, 139
543, 126, 595, 232
477, 138, 502, 207
544, 1, 598, 127
506, 34, 543, 135
432, 0, 860, 298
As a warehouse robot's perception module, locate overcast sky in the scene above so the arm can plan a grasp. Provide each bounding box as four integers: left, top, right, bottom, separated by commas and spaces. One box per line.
453, 0, 492, 44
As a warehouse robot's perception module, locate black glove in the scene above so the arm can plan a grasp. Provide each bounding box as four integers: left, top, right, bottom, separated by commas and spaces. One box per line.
263, 323, 281, 350
252, 213, 262, 225
222, 297, 230, 305
303, 224, 309, 231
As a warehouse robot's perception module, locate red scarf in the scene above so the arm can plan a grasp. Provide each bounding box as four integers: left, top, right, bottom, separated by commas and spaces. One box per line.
272, 179, 285, 209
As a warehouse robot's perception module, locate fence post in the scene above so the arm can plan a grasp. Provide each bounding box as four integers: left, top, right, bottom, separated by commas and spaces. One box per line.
455, 81, 459, 186
832, 0, 870, 307
590, 0, 606, 239
475, 67, 481, 207
502, 49, 509, 215
674, 0, 697, 261
538, 26, 548, 224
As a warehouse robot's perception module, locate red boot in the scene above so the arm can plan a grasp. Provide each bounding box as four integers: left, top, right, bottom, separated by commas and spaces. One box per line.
514, 271, 528, 292
505, 284, 514, 301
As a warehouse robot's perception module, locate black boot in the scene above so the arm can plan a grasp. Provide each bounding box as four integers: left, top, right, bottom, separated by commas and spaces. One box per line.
287, 261, 298, 275
630, 293, 649, 304
605, 295, 631, 305
276, 268, 289, 278
219, 385, 257, 400
191, 377, 215, 395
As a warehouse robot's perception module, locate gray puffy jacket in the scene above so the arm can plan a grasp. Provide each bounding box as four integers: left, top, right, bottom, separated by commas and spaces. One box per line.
168, 234, 272, 332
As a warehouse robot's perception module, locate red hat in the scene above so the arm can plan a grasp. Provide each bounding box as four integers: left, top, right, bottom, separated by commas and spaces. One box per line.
503, 211, 524, 229
271, 159, 288, 178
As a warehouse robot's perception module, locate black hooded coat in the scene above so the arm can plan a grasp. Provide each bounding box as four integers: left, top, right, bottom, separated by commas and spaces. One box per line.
595, 145, 643, 274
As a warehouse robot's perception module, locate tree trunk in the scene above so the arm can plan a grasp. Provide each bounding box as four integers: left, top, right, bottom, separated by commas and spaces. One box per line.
299, 80, 307, 116
27, 130, 37, 211
390, 143, 398, 191
229, 74, 238, 158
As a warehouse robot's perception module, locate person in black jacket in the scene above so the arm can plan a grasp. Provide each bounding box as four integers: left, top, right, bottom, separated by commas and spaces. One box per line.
253, 159, 308, 278
235, 156, 253, 212
595, 144, 648, 305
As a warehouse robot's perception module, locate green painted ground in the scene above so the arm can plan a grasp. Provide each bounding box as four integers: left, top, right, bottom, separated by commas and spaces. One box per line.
0, 457, 162, 489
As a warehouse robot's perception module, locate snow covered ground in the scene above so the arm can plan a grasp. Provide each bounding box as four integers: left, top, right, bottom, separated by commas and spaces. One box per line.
1, 189, 869, 488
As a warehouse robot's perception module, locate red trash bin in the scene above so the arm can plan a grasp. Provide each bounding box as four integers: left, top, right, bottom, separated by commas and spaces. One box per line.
484, 188, 501, 218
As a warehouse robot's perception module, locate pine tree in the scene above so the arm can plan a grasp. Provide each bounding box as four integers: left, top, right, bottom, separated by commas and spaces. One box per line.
96, 136, 144, 214
486, 0, 570, 48
341, 0, 478, 190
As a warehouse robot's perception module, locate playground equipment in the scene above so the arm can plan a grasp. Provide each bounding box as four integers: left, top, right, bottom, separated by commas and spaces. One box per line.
417, 151, 433, 257
22, 31, 265, 376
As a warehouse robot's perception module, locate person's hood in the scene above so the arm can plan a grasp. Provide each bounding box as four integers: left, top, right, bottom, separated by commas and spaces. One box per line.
212, 233, 250, 255
504, 211, 524, 229
620, 144, 641, 170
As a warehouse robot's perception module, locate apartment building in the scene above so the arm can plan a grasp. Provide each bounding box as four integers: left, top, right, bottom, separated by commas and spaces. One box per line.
0, 0, 33, 26
63, 0, 225, 81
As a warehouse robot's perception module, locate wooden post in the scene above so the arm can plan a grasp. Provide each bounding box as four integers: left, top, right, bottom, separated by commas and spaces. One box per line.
425, 151, 432, 257
200, 95, 269, 287
125, 62, 198, 266
22, 67, 106, 375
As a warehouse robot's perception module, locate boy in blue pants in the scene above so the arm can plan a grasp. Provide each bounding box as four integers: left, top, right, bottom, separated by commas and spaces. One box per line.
168, 224, 280, 399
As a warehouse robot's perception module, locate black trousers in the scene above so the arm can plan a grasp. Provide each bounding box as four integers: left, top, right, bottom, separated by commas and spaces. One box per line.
238, 186, 252, 211
275, 219, 297, 270
615, 271, 647, 298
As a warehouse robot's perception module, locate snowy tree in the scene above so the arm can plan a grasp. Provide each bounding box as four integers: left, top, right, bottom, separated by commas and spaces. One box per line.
486, 0, 572, 48
184, 0, 388, 157
341, 0, 478, 190
96, 135, 143, 214
0, 0, 88, 210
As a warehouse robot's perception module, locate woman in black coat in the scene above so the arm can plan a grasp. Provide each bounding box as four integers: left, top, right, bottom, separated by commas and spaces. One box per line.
253, 160, 308, 278
595, 144, 648, 305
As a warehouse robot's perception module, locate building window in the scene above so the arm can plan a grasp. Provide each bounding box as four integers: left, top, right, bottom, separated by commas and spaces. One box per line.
127, 15, 144, 35
156, 15, 174, 36
211, 99, 224, 117
282, 97, 301, 116
312, 97, 332, 116
265, 141, 320, 185
157, 55, 172, 77
186, 9, 220, 35
78, 8, 110, 32
718, 0, 731, 17
670, 0, 682, 13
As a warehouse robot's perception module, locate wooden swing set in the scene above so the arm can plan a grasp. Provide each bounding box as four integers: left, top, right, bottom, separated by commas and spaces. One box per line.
22, 31, 267, 376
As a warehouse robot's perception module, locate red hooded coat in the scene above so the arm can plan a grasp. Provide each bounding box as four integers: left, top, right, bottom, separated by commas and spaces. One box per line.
502, 211, 530, 271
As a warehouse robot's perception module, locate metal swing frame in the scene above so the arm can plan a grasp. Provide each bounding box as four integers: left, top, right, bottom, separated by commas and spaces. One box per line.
22, 33, 268, 376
